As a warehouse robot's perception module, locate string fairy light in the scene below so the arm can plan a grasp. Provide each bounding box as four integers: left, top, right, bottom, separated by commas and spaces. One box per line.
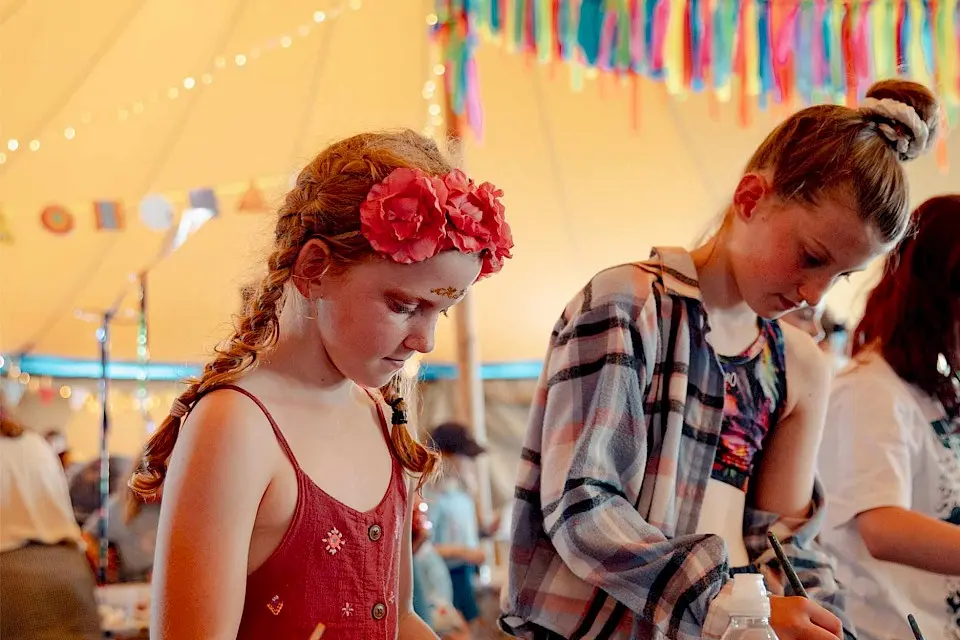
2, 2, 361, 161
421, 11, 445, 140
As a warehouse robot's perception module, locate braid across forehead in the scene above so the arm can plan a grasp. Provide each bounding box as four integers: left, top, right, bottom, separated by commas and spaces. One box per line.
129, 130, 450, 506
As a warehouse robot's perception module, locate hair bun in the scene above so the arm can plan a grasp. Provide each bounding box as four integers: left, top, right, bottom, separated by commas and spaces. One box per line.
860, 79, 940, 161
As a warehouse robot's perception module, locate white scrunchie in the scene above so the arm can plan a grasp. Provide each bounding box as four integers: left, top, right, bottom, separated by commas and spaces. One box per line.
859, 97, 934, 160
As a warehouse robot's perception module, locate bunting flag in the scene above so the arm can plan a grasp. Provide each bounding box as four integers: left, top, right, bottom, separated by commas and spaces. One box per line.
40, 205, 75, 235
188, 188, 219, 217
437, 0, 960, 135
94, 201, 125, 230
237, 181, 269, 213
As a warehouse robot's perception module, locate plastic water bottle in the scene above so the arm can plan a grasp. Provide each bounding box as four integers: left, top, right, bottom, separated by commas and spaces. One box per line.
720, 574, 779, 640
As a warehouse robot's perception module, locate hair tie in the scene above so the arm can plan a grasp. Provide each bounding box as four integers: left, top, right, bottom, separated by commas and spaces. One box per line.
385, 396, 407, 426
170, 398, 191, 418
859, 97, 935, 161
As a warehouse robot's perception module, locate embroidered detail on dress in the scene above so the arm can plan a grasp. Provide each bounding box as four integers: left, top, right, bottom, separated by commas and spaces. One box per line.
342, 603, 354, 617
388, 590, 396, 605
267, 595, 283, 615
323, 527, 344, 555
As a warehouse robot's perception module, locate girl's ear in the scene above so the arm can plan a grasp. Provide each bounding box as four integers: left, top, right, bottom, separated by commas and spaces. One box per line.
292, 239, 332, 299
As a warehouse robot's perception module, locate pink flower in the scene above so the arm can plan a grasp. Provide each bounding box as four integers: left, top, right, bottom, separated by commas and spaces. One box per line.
359, 168, 448, 263
443, 169, 491, 253
472, 182, 513, 278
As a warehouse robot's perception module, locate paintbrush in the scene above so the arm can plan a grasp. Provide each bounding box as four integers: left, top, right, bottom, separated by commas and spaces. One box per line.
908, 614, 925, 640
766, 531, 809, 598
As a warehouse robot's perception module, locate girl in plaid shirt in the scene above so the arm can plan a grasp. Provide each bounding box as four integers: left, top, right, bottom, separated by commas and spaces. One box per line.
501, 80, 940, 640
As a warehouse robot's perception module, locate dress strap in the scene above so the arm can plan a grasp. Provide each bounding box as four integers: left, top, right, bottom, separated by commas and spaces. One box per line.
213, 384, 302, 472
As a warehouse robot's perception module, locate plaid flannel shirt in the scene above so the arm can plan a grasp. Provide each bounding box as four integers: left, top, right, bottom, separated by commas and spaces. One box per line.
499, 248, 851, 640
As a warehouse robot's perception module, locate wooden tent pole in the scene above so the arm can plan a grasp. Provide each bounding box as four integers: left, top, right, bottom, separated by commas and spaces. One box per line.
443, 96, 495, 539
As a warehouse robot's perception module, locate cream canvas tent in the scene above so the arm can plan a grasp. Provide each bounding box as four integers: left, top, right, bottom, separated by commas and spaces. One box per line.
3, 0, 958, 372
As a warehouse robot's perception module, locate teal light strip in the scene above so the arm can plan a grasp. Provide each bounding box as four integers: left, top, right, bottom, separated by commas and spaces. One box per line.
1, 354, 543, 382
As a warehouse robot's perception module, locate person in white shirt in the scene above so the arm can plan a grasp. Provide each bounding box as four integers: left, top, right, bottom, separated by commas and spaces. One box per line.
0, 412, 101, 639
818, 195, 960, 640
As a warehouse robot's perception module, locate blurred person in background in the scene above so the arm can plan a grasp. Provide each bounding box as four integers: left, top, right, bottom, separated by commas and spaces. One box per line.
1, 411, 101, 640
412, 497, 471, 639
427, 422, 489, 627
818, 195, 960, 640
82, 480, 162, 585
783, 305, 849, 371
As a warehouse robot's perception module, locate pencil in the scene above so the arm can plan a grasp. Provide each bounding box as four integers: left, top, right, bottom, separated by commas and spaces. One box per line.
908, 614, 925, 640
308, 623, 326, 640
766, 531, 809, 598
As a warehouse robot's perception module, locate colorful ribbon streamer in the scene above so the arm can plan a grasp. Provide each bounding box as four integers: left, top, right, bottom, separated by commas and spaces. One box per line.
436, 0, 960, 150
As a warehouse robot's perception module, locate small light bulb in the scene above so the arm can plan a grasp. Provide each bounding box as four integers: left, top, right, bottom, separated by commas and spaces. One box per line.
64, 127, 76, 140
313, 10, 326, 22
430, 114, 443, 126
168, 87, 179, 99
426, 13, 439, 26
201, 73, 213, 85
0, 152, 6, 164
18, 372, 30, 384
28, 139, 40, 151
280, 35, 293, 48
425, 80, 436, 93
433, 64, 445, 75
235, 54, 247, 66
214, 56, 227, 68
183, 77, 196, 89
60, 386, 72, 399
428, 104, 441, 116
7, 139, 18, 151
422, 88, 434, 99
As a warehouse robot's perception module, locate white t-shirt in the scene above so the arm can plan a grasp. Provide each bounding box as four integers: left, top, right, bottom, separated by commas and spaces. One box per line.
0, 430, 82, 552
819, 351, 960, 640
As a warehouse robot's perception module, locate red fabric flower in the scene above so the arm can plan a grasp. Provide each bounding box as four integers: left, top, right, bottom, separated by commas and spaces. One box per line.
359, 168, 448, 263
442, 171, 513, 278
472, 182, 513, 278
443, 169, 492, 253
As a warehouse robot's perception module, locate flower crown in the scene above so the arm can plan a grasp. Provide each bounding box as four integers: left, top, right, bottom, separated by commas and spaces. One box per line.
358, 167, 513, 279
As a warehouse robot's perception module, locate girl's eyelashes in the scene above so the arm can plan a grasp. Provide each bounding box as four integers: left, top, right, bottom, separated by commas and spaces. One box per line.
801, 248, 827, 268
387, 298, 417, 315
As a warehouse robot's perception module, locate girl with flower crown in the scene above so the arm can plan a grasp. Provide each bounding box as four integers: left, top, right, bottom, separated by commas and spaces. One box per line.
127, 130, 513, 640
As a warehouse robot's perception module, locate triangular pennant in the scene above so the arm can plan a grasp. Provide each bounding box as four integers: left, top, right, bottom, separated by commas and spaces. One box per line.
237, 181, 268, 213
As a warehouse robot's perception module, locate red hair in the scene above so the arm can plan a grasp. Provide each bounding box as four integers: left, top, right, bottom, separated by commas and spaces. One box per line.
128, 131, 443, 511
854, 195, 960, 397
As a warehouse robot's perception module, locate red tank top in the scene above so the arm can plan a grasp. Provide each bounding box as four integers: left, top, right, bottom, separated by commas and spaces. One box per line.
220, 385, 408, 640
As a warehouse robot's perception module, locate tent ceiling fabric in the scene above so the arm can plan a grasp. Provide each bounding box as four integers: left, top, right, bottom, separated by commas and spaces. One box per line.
1, 0, 958, 365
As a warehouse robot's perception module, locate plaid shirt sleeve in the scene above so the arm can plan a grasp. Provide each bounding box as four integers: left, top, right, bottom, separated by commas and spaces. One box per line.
744, 479, 856, 639
535, 275, 730, 638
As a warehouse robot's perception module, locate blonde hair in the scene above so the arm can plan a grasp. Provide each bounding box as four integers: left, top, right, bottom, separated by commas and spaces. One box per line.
745, 78, 939, 244
129, 130, 445, 505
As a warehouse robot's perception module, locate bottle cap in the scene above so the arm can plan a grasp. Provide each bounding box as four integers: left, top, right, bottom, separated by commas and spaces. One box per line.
726, 574, 771, 617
